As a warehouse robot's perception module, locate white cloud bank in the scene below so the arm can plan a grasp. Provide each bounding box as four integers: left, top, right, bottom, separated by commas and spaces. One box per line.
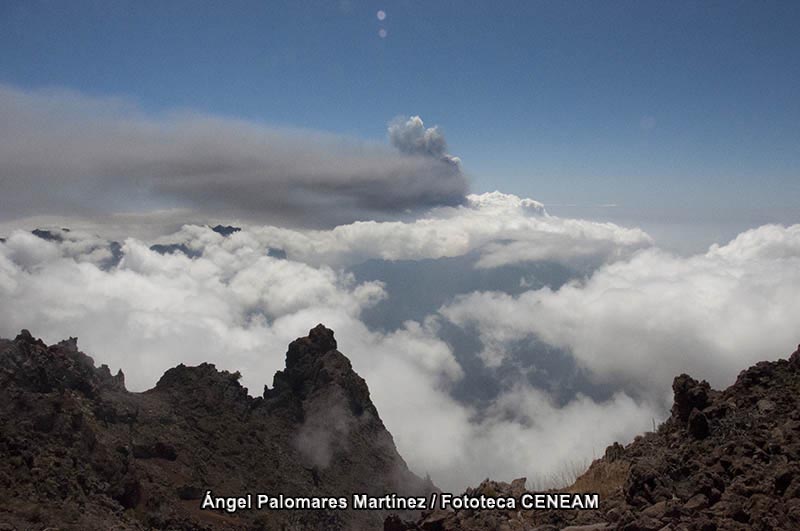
2, 191, 796, 491
443, 223, 800, 400
0, 198, 658, 491
154, 191, 652, 269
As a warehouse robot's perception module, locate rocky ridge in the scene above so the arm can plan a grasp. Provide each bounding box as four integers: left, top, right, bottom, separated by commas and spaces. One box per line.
388, 344, 800, 531
0, 326, 432, 530
4, 325, 800, 531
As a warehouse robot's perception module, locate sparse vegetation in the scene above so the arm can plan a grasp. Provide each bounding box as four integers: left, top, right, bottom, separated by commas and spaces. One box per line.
526, 458, 593, 491
567, 458, 630, 497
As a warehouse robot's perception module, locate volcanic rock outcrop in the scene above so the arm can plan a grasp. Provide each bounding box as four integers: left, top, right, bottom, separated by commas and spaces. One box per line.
388, 344, 800, 531
0, 326, 432, 530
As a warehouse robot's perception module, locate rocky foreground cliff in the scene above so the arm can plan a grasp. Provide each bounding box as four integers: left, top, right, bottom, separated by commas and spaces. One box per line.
0, 326, 433, 531
4, 328, 800, 531
388, 345, 800, 531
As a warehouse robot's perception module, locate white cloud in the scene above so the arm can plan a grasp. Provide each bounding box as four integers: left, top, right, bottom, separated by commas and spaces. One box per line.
0, 215, 657, 491
0, 229, 384, 389
6, 206, 793, 492
2, 231, 62, 269
442, 224, 800, 401
200, 191, 651, 268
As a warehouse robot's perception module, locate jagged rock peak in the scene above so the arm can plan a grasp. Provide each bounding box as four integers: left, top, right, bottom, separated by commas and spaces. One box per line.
0, 326, 431, 530
268, 325, 377, 420
287, 323, 338, 365
787, 343, 800, 367
4, 329, 125, 395
15, 328, 43, 346
155, 325, 338, 403
670, 373, 710, 422
156, 361, 239, 387
154, 361, 247, 402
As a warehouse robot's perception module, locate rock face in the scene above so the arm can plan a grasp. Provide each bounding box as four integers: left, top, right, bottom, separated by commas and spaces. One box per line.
390, 344, 800, 531
0, 326, 432, 530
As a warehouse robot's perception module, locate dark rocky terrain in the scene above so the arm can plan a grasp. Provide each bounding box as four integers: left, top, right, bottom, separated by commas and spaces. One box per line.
0, 326, 432, 530
4, 325, 800, 531
388, 344, 800, 531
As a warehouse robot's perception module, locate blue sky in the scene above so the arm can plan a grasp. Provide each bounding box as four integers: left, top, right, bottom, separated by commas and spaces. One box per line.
1, 0, 798, 248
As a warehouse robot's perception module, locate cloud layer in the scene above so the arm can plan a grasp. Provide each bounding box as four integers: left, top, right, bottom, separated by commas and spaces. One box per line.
442, 224, 800, 402
2, 163, 796, 492
3, 80, 798, 496
163, 191, 651, 269
0, 201, 658, 491
0, 85, 468, 227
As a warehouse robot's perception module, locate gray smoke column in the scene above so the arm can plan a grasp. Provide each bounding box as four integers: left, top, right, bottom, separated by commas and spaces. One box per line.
388, 115, 461, 166
0, 85, 469, 228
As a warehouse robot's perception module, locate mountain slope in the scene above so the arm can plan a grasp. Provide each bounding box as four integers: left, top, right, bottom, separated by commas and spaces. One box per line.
390, 344, 800, 531
0, 325, 432, 531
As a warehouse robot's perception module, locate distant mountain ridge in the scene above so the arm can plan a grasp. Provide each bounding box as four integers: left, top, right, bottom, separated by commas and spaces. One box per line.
0, 325, 432, 530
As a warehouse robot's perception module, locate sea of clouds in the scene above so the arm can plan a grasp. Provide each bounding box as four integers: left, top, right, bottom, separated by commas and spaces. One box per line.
2, 194, 799, 490
2, 84, 799, 491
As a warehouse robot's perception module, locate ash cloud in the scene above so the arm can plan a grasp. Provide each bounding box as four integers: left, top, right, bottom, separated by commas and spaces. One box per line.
0, 85, 468, 227
388, 115, 461, 166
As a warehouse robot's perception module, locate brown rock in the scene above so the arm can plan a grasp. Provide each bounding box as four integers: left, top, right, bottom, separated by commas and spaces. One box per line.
687, 409, 710, 439
788, 344, 800, 368
510, 477, 527, 498
604, 442, 625, 462
0, 326, 433, 531
671, 374, 710, 422
683, 493, 709, 511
